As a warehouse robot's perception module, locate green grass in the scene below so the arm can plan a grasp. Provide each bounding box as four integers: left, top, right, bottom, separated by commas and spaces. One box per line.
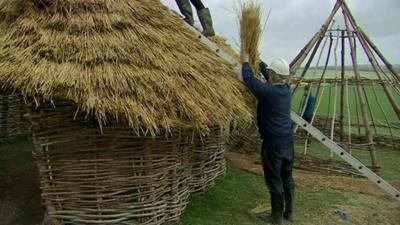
291, 79, 400, 138
292, 84, 400, 123
174, 164, 398, 225
173, 165, 349, 225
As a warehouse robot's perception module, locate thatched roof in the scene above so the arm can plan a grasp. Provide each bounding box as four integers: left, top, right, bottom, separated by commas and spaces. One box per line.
0, 0, 252, 133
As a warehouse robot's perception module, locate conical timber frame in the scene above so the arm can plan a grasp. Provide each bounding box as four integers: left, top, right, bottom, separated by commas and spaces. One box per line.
164, 0, 400, 201
290, 0, 400, 172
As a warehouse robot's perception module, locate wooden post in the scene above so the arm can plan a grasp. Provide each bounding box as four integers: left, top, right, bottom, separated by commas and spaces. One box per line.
362, 87, 378, 136
330, 79, 339, 158
370, 83, 396, 148
354, 85, 361, 136
323, 82, 333, 133
343, 9, 380, 172
340, 30, 345, 142
345, 79, 352, 153
314, 33, 334, 108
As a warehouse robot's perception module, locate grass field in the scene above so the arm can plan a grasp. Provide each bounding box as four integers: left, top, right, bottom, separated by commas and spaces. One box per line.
291, 72, 400, 138
175, 165, 399, 225
292, 83, 399, 123
294, 140, 400, 182
1, 137, 399, 225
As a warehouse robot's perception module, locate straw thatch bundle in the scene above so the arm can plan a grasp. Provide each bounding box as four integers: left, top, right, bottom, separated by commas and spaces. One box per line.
239, 2, 262, 73
0, 0, 252, 135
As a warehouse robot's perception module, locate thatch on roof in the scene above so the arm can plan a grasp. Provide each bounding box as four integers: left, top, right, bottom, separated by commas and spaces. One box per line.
0, 0, 252, 134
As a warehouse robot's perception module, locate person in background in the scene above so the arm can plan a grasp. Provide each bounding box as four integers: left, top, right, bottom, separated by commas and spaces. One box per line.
241, 52, 295, 225
302, 84, 316, 123
175, 0, 215, 37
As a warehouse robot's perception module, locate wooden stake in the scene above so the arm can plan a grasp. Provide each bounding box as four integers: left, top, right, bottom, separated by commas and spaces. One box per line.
362, 87, 378, 136
371, 83, 396, 148
340, 30, 346, 142
343, 8, 380, 172
354, 83, 361, 136
345, 79, 352, 153
314, 33, 334, 109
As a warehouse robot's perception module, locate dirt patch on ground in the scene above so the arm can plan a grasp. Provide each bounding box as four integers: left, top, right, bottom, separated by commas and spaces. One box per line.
225, 151, 400, 197
333, 195, 400, 225
250, 194, 400, 225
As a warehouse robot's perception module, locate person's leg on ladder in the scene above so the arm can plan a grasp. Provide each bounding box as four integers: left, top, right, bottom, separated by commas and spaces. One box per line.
189, 0, 205, 10
190, 0, 215, 36
175, 0, 194, 25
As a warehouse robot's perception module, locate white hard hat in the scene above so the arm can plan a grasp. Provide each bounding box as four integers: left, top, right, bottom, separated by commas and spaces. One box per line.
269, 58, 290, 76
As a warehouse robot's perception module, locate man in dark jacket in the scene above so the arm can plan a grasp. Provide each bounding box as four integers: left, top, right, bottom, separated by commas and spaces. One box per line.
241, 52, 295, 225
175, 0, 215, 37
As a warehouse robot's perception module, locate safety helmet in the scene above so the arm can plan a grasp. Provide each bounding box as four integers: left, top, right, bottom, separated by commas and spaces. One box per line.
269, 58, 290, 76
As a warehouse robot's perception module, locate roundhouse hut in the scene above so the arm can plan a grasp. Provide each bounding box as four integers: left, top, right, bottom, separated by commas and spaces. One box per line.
0, 0, 252, 224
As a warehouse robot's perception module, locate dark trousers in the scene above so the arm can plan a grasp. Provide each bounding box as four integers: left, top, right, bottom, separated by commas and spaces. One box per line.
302, 115, 312, 123
261, 138, 295, 194
189, 0, 205, 10
302, 115, 312, 138
175, 0, 205, 10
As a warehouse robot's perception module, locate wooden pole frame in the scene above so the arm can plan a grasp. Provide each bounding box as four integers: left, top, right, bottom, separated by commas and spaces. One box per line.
343, 8, 380, 172
340, 4, 400, 120
339, 0, 400, 84
340, 30, 346, 142
290, 0, 342, 92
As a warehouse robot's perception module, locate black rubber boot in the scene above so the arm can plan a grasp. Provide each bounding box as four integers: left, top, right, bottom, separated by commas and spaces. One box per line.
283, 188, 295, 221
175, 0, 194, 26
258, 193, 284, 225
197, 8, 215, 37
271, 193, 284, 225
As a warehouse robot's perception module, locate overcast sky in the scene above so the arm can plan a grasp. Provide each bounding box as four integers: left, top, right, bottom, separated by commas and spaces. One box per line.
162, 0, 400, 66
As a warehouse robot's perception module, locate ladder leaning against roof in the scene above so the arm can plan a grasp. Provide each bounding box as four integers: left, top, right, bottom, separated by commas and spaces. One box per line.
165, 2, 400, 202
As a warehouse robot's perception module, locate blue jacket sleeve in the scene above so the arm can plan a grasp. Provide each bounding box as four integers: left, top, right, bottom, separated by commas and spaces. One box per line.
259, 61, 269, 81
242, 62, 269, 100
